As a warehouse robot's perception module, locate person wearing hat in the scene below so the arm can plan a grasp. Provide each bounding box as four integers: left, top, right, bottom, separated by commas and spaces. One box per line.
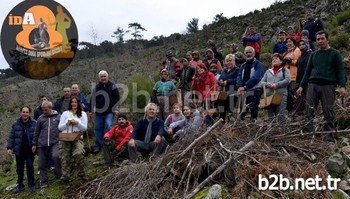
152, 69, 176, 120
303, 8, 324, 42
103, 114, 133, 168
273, 30, 288, 55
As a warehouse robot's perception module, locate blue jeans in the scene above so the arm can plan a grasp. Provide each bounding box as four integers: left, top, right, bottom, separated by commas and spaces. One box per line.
94, 112, 114, 149
16, 149, 35, 188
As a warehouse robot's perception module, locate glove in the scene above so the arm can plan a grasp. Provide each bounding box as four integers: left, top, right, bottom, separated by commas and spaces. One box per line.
103, 137, 111, 145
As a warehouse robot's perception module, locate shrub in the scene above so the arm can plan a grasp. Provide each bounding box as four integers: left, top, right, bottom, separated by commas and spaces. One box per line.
126, 73, 154, 118
330, 32, 350, 49
332, 8, 350, 26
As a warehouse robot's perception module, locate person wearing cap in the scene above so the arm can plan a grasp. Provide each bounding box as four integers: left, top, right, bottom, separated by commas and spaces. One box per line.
303, 8, 324, 42
152, 69, 176, 120
242, 26, 262, 60
191, 50, 202, 68
273, 30, 288, 55
103, 114, 133, 168
128, 103, 166, 163
165, 50, 182, 82
89, 70, 120, 153
297, 31, 346, 142
287, 25, 296, 41
207, 40, 224, 66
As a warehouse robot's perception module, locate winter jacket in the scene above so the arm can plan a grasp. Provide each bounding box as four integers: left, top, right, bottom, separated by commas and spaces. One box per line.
34, 106, 43, 120
192, 71, 218, 100
178, 65, 195, 91
296, 49, 312, 84
236, 59, 265, 90
273, 41, 288, 55
32, 110, 60, 148
7, 117, 36, 156
131, 118, 165, 142
90, 80, 120, 115
283, 47, 301, 81
260, 67, 291, 96
218, 66, 240, 91
243, 33, 262, 53
104, 121, 133, 151
303, 18, 324, 42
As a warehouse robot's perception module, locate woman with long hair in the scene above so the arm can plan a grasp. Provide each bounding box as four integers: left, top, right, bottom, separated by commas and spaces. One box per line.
58, 97, 88, 188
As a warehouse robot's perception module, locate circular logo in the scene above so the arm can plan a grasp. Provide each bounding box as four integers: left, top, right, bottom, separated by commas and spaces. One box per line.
1, 0, 78, 80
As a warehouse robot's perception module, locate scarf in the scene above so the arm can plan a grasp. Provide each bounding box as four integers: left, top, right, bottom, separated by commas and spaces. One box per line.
144, 117, 156, 143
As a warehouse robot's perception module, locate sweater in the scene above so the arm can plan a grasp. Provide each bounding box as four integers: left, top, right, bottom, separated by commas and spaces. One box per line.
300, 48, 346, 87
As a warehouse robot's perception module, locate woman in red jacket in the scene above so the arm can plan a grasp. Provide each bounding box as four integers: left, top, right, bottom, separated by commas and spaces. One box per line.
192, 63, 218, 101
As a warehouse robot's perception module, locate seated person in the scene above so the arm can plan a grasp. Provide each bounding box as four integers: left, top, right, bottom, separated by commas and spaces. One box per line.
167, 106, 203, 141
128, 103, 166, 163
103, 114, 133, 168
164, 103, 185, 143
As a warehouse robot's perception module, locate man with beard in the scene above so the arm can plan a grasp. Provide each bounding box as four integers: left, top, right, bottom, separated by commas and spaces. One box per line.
103, 114, 133, 168
236, 46, 265, 121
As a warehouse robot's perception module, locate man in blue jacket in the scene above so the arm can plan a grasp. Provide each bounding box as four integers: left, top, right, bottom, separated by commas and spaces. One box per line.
128, 103, 165, 163
7, 106, 37, 193
236, 46, 265, 121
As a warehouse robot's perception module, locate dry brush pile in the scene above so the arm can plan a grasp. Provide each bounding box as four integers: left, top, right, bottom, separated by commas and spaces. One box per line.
69, 101, 350, 199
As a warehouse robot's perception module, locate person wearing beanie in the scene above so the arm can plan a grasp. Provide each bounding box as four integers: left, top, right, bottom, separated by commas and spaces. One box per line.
300, 29, 315, 51
103, 114, 133, 168
273, 30, 288, 55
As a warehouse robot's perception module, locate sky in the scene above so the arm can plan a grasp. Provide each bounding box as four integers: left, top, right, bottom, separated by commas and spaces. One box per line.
0, 0, 276, 69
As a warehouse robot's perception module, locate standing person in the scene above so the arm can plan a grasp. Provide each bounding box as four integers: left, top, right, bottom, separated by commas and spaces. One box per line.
54, 87, 71, 114
260, 53, 291, 123
32, 101, 62, 188
128, 103, 166, 163
34, 95, 48, 120
291, 39, 313, 116
283, 36, 301, 113
165, 50, 181, 83
7, 107, 37, 193
192, 63, 218, 101
242, 26, 262, 60
191, 50, 203, 69
152, 69, 176, 121
207, 40, 224, 66
178, 58, 196, 105
103, 114, 133, 168
90, 70, 120, 153
71, 84, 90, 112
273, 30, 288, 55
236, 46, 265, 121
303, 8, 324, 42
217, 54, 240, 122
296, 31, 347, 142
300, 30, 316, 51
202, 49, 223, 72
58, 97, 88, 188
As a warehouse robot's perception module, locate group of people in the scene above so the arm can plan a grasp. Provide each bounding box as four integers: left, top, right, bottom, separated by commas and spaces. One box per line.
5, 8, 347, 195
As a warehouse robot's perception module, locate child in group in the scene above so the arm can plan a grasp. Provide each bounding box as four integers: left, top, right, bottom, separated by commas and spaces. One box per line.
164, 103, 185, 143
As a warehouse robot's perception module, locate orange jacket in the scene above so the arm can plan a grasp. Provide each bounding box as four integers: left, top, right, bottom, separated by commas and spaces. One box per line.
284, 47, 301, 81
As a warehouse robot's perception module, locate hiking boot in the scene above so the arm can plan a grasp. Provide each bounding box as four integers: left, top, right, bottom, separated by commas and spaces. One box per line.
63, 180, 70, 189
14, 186, 24, 193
